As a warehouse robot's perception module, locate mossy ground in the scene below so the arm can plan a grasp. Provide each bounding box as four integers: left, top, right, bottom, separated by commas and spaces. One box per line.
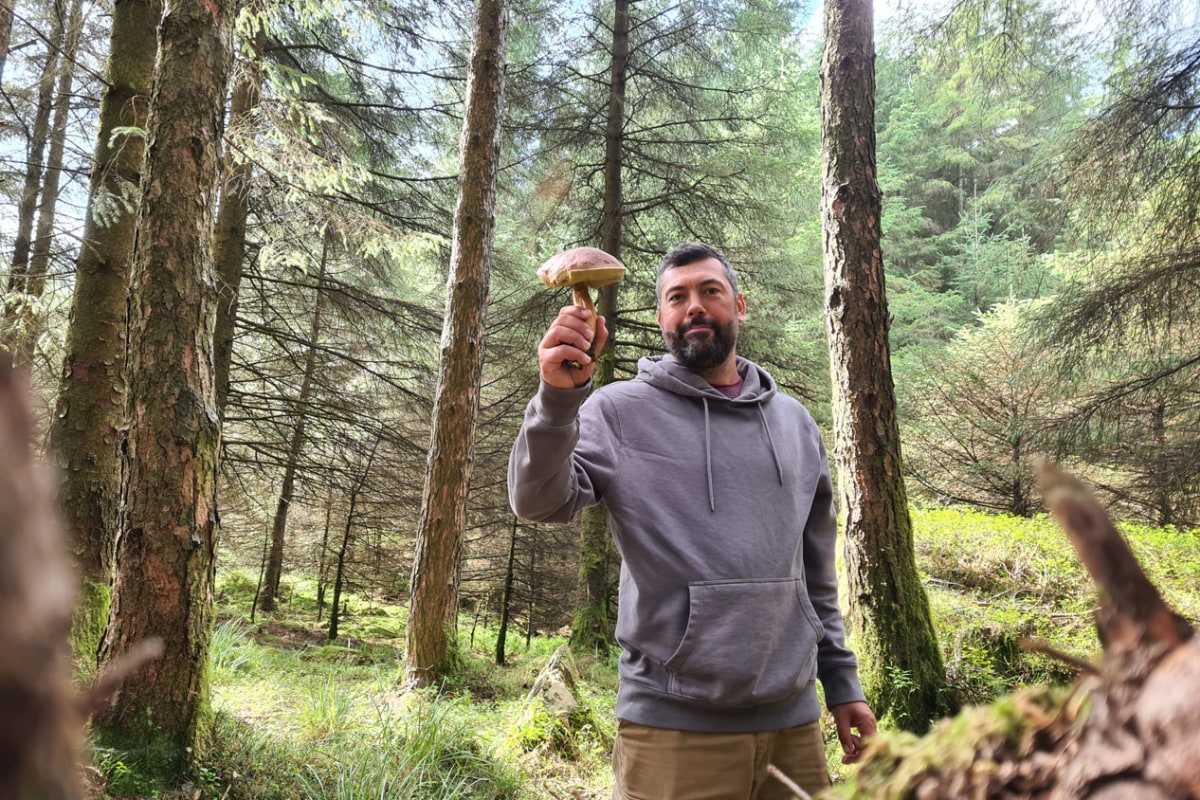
88, 506, 1197, 798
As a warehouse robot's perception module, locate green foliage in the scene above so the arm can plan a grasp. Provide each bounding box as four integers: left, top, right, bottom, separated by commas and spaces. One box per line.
92, 505, 1197, 799
912, 504, 1200, 708
297, 694, 522, 800
827, 685, 1071, 800
899, 300, 1064, 516
498, 698, 611, 761
298, 678, 359, 740
93, 744, 166, 796
211, 618, 258, 678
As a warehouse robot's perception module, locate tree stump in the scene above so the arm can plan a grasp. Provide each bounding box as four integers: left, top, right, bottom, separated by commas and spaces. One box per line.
0, 362, 82, 800
0, 364, 161, 800
828, 462, 1199, 800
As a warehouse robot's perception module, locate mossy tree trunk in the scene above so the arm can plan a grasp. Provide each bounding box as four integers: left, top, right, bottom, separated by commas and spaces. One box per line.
819, 0, 946, 732
405, 0, 510, 688
51, 0, 161, 665
570, 0, 629, 657
93, 0, 234, 771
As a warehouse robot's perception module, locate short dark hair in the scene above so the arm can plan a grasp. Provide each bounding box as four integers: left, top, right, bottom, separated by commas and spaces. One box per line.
656, 242, 739, 302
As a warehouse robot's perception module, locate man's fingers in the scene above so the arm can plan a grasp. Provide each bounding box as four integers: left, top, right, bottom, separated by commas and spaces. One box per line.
592, 315, 609, 355
840, 732, 863, 764
540, 325, 593, 355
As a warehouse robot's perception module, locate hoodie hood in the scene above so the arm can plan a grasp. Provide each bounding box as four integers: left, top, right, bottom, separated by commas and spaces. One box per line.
637, 354, 784, 510
637, 354, 778, 404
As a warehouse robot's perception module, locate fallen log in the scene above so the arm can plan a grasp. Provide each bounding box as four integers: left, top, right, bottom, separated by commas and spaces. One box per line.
820, 462, 1199, 800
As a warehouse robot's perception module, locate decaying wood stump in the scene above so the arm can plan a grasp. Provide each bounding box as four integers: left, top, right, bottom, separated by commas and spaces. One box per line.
0, 364, 162, 800
828, 462, 1199, 800
0, 361, 83, 800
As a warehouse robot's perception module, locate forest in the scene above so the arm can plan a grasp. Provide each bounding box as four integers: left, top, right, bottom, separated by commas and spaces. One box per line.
0, 0, 1198, 796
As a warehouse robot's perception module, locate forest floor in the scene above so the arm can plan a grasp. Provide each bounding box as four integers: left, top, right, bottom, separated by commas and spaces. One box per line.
88, 505, 1200, 800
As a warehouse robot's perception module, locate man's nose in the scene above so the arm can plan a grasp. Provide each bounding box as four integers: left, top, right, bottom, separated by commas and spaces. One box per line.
686, 293, 705, 315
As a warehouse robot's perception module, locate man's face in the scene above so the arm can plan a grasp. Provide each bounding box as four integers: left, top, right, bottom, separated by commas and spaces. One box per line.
657, 258, 746, 371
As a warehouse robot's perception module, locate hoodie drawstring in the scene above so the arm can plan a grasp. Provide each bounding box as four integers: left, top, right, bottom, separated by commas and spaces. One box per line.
701, 399, 785, 512
757, 405, 786, 485
703, 397, 715, 512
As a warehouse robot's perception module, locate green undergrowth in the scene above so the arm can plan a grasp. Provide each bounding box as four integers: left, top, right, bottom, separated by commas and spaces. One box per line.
91, 506, 1197, 798
913, 505, 1199, 707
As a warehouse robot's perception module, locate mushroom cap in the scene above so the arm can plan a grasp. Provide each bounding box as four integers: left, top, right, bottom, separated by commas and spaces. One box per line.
537, 247, 626, 289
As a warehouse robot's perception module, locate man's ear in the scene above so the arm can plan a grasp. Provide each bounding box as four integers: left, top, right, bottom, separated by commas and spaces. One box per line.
736, 292, 747, 324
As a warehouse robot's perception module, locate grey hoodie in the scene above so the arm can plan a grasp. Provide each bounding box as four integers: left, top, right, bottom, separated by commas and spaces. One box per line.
508, 354, 865, 732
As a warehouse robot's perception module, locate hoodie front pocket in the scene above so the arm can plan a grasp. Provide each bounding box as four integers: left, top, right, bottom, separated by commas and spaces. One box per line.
662, 577, 823, 708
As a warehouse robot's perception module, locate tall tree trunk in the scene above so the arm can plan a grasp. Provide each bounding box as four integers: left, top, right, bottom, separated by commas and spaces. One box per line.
212, 28, 264, 419
327, 501, 353, 642
405, 0, 510, 688
820, 0, 945, 733
5, 0, 62, 365
570, 0, 628, 657
316, 493, 333, 621
0, 0, 13, 82
260, 232, 329, 611
93, 0, 234, 771
51, 0, 161, 664
20, 0, 84, 367
328, 443, 375, 641
1150, 398, 1173, 527
495, 516, 518, 666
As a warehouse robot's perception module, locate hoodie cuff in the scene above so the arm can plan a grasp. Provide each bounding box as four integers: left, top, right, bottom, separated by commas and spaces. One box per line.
531, 378, 592, 427
821, 668, 867, 709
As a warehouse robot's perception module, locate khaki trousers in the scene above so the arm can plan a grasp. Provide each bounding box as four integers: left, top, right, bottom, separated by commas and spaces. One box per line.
611, 720, 832, 800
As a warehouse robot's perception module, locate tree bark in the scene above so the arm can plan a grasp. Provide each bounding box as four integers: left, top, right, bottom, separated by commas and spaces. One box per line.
405, 0, 510, 688
212, 28, 264, 420
93, 0, 234, 770
820, 0, 945, 732
260, 232, 328, 612
0, 0, 13, 82
570, 0, 628, 657
51, 0, 161, 665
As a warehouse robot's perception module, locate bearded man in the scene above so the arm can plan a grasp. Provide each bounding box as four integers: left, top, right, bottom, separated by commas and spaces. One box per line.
508, 241, 876, 799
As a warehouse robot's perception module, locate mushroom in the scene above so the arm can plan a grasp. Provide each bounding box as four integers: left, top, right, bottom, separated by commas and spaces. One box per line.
537, 246, 627, 332
537, 247, 627, 367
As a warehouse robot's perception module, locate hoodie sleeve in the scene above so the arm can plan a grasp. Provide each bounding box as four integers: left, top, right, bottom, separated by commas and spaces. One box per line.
804, 438, 868, 709
507, 379, 621, 523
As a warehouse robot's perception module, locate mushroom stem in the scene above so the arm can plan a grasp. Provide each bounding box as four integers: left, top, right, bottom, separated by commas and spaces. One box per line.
572, 284, 596, 331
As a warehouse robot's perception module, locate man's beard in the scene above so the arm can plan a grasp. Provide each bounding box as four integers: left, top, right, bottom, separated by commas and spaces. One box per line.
663, 315, 738, 371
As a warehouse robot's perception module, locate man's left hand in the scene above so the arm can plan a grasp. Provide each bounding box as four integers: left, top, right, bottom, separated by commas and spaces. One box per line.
830, 701, 876, 764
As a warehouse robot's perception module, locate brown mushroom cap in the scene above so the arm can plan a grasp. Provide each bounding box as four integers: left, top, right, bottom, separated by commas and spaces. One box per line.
537, 247, 626, 289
